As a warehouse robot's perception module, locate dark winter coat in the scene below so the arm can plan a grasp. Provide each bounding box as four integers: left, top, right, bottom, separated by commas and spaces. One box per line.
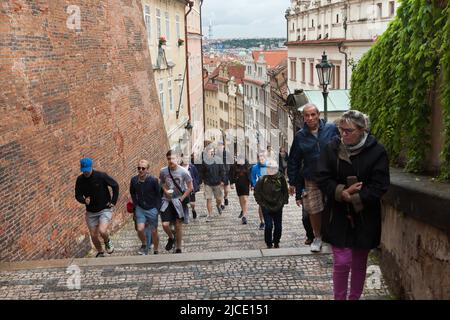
315, 135, 390, 249
201, 156, 225, 186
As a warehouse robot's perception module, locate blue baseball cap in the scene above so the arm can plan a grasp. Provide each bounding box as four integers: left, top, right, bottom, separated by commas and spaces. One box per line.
80, 158, 93, 172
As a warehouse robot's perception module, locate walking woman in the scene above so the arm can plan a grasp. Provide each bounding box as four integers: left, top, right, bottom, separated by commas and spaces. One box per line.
229, 155, 252, 225
316, 110, 390, 300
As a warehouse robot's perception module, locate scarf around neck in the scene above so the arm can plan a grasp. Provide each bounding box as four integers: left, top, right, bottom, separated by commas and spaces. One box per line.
338, 132, 368, 163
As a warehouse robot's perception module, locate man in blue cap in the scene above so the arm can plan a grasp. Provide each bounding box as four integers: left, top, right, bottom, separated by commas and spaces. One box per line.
75, 157, 119, 257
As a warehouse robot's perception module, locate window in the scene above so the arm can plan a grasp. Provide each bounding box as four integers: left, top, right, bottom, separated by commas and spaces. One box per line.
309, 62, 314, 84
255, 88, 259, 102
389, 1, 395, 17
159, 80, 165, 115
168, 79, 173, 111
290, 60, 297, 81
156, 9, 161, 39
144, 5, 151, 44
301, 62, 306, 82
377, 3, 382, 19
176, 15, 181, 40
292, 23, 295, 31
335, 65, 340, 89
165, 12, 170, 41
311, 19, 314, 28
336, 14, 339, 23
258, 67, 262, 78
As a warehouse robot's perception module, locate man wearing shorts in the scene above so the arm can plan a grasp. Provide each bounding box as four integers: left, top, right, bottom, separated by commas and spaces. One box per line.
75, 158, 119, 257
201, 146, 225, 222
288, 104, 339, 252
159, 150, 193, 254
130, 160, 161, 255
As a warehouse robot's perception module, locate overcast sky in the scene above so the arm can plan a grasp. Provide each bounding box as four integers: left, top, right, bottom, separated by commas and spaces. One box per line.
201, 0, 290, 39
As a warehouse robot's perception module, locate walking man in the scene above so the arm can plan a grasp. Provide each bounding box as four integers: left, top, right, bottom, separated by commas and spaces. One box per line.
180, 154, 201, 221
217, 141, 231, 209
250, 151, 268, 230
130, 159, 161, 255
288, 103, 339, 252
201, 146, 225, 222
75, 158, 118, 257
159, 150, 193, 253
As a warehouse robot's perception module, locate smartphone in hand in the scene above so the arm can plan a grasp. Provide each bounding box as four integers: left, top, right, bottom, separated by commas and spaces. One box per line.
346, 176, 358, 187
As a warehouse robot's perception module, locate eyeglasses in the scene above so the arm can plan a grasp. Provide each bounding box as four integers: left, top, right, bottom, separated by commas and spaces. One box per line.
338, 127, 357, 134
137, 167, 147, 171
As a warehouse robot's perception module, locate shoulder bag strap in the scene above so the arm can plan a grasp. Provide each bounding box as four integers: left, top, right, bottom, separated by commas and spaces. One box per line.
168, 167, 184, 194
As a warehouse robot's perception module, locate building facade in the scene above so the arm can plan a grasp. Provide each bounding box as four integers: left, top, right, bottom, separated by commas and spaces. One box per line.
186, 0, 204, 155
243, 50, 288, 162
285, 0, 398, 92
268, 61, 293, 152
142, 0, 191, 149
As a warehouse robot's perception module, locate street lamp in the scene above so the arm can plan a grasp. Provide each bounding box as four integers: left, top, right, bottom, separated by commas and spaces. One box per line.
316, 51, 333, 121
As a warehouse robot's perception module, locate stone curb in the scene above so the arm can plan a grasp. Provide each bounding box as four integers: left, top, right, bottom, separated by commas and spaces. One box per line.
0, 246, 331, 272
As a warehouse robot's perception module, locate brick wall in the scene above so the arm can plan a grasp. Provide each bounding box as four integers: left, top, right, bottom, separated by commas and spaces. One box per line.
0, 0, 169, 262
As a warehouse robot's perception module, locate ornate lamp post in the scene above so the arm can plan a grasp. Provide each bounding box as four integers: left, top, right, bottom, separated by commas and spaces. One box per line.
315, 51, 333, 121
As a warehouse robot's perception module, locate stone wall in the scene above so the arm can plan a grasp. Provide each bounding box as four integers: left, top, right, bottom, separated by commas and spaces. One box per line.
380, 168, 450, 299
0, 0, 169, 262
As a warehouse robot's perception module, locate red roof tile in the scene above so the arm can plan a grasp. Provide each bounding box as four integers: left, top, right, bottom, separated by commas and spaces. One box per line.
252, 50, 288, 69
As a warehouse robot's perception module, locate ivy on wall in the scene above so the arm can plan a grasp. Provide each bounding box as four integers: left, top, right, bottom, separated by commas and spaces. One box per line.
350, 0, 450, 179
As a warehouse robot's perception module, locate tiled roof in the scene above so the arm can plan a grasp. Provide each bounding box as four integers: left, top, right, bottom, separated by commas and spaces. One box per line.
252, 50, 288, 69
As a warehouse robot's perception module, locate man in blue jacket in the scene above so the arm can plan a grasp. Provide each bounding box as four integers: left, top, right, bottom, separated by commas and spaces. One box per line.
288, 104, 339, 252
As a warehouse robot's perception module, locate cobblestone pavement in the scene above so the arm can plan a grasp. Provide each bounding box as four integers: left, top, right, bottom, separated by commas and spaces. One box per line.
0, 255, 391, 300
0, 189, 392, 299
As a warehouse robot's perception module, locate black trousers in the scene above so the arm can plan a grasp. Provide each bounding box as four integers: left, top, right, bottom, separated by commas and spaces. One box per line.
302, 208, 315, 241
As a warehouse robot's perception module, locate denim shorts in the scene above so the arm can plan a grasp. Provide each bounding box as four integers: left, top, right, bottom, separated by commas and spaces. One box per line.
85, 208, 112, 229
135, 206, 158, 230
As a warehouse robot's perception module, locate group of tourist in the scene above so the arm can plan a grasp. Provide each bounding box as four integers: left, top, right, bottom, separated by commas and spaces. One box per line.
74, 105, 390, 300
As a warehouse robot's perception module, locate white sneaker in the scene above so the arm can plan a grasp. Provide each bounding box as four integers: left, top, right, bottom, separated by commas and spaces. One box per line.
206, 216, 213, 222
310, 238, 322, 253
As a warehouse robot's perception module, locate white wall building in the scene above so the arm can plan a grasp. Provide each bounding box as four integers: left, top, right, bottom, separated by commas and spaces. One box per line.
243, 50, 287, 162
285, 0, 398, 92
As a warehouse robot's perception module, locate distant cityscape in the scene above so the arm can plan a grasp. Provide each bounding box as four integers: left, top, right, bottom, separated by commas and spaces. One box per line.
203, 38, 286, 54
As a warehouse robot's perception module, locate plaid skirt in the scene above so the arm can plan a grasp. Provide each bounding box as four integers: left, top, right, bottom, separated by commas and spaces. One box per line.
302, 180, 324, 215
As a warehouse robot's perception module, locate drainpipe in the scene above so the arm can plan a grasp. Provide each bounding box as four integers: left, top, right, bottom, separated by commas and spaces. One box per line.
184, 0, 194, 123
338, 42, 348, 90
284, 13, 289, 44
200, 0, 206, 145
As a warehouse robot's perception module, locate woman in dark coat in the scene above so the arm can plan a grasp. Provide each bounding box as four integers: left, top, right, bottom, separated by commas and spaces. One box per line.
229, 155, 252, 225
316, 110, 390, 300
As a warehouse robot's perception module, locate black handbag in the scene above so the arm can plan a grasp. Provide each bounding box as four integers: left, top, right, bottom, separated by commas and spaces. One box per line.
168, 167, 190, 207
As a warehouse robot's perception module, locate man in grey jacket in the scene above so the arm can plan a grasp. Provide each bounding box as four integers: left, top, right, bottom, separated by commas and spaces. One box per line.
159, 150, 193, 254
201, 146, 225, 222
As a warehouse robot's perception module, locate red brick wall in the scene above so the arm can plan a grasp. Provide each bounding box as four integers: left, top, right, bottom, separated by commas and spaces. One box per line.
0, 0, 169, 262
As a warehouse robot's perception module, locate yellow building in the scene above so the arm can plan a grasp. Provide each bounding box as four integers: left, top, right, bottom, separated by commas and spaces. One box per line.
142, 0, 191, 149
204, 79, 220, 141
